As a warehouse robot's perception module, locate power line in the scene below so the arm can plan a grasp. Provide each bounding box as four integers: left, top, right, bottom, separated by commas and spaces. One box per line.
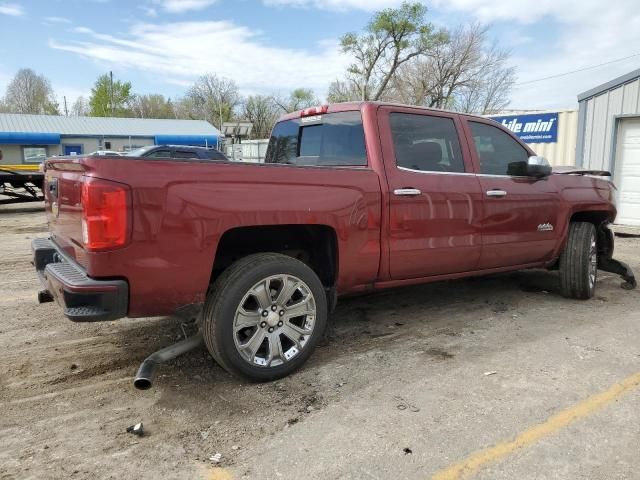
515, 53, 640, 87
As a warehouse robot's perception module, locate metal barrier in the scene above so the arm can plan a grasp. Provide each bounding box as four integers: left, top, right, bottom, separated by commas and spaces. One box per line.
223, 139, 269, 163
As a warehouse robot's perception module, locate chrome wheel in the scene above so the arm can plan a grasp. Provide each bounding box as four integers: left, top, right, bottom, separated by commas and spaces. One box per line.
233, 274, 316, 367
589, 236, 597, 289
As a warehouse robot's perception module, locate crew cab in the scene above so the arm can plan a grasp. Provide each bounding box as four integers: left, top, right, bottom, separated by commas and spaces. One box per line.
33, 102, 635, 383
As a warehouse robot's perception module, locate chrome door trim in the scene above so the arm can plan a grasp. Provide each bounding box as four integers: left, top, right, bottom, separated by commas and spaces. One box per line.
486, 189, 507, 197
397, 166, 476, 176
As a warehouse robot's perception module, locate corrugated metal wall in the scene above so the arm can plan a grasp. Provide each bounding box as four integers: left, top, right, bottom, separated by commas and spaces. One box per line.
526, 110, 578, 166
578, 78, 640, 170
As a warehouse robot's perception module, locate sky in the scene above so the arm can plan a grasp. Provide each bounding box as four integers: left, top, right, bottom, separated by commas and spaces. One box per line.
0, 0, 639, 111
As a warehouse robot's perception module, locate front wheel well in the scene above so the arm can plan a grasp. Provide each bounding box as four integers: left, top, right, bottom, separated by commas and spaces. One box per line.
569, 211, 611, 226
548, 211, 614, 271
211, 225, 338, 288
568, 211, 614, 259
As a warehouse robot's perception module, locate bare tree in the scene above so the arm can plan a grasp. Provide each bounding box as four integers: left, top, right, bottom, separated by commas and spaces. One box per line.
273, 88, 319, 113
388, 24, 516, 113
174, 96, 198, 120
181, 74, 240, 128
128, 94, 175, 119
339, 2, 447, 101
451, 44, 516, 114
70, 96, 89, 116
326, 80, 361, 103
241, 95, 280, 139
3, 68, 59, 114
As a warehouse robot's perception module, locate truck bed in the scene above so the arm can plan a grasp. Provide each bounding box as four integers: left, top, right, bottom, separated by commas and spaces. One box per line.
42, 155, 382, 317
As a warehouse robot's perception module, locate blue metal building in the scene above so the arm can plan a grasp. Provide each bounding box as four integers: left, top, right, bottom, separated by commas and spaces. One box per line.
0, 113, 220, 165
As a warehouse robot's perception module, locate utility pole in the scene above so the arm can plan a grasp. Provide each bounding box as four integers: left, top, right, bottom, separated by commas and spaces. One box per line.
109, 71, 114, 116
219, 101, 223, 132
63, 96, 68, 116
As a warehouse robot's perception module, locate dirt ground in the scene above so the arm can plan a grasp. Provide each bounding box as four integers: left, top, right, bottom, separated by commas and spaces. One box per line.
1, 203, 639, 480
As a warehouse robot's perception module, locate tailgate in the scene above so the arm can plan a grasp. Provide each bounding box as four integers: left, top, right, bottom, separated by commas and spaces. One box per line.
44, 158, 86, 264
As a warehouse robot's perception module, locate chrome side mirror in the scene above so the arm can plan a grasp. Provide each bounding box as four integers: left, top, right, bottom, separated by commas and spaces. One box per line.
527, 155, 551, 178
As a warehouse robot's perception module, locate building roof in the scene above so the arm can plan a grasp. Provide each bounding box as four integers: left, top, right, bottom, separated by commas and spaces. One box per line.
578, 68, 640, 102
0, 113, 219, 137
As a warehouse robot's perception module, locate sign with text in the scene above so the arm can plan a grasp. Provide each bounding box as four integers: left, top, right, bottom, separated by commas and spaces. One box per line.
489, 112, 559, 143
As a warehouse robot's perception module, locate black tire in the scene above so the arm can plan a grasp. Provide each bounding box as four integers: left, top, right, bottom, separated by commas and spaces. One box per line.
559, 222, 597, 299
202, 253, 327, 381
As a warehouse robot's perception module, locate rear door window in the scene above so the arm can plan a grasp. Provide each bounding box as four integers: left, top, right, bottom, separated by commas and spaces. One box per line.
390, 113, 465, 173
265, 111, 367, 167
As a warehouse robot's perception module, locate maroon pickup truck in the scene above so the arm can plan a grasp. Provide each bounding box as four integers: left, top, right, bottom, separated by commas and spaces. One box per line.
33, 102, 635, 385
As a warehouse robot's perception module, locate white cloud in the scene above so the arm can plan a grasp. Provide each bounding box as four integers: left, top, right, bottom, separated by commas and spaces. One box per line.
478, 0, 640, 108
44, 16, 71, 24
270, 0, 640, 109
139, 6, 158, 17
0, 2, 24, 16
153, 0, 219, 13
0, 68, 12, 93
49, 21, 348, 96
44, 1, 640, 109
263, 0, 400, 10
72, 26, 94, 34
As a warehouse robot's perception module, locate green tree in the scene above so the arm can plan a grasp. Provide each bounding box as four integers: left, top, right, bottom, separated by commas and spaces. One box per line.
3, 68, 59, 114
273, 88, 319, 113
339, 2, 448, 101
89, 74, 133, 117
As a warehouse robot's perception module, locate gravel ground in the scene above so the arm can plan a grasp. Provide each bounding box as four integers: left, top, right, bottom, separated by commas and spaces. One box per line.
1, 203, 639, 480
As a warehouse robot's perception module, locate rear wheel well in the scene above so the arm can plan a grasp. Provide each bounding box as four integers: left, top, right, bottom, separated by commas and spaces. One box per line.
211, 225, 338, 288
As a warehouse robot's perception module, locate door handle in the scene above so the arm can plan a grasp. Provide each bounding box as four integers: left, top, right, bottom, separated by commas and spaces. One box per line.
486, 189, 507, 198
394, 188, 422, 196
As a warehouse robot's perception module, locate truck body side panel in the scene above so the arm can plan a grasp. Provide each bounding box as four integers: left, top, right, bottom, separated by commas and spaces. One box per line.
45, 157, 382, 317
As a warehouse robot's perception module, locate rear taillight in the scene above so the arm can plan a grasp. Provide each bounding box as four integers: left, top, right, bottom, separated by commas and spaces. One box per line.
81, 178, 130, 251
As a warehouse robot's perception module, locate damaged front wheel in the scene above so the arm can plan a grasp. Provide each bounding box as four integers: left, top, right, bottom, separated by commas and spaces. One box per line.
559, 221, 598, 299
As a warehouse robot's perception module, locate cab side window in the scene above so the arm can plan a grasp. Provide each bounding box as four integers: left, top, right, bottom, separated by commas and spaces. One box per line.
390, 113, 465, 173
469, 122, 529, 176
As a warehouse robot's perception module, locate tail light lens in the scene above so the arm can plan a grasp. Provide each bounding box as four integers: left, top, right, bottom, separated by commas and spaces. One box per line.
81, 177, 131, 251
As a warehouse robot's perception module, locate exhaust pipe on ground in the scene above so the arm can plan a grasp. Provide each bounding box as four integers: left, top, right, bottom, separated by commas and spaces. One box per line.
133, 332, 204, 390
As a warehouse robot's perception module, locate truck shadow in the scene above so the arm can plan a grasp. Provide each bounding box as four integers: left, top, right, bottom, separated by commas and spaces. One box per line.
45, 265, 619, 458
128, 267, 570, 389
0, 204, 45, 214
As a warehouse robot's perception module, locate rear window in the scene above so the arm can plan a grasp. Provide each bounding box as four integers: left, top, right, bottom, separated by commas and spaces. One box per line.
265, 111, 367, 167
